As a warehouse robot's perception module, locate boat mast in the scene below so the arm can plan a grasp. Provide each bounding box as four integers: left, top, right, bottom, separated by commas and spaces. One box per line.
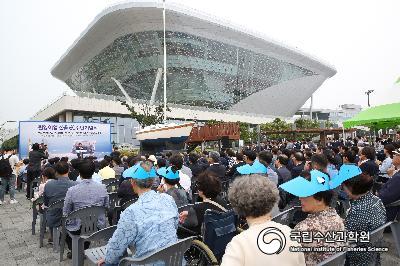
163, 0, 167, 122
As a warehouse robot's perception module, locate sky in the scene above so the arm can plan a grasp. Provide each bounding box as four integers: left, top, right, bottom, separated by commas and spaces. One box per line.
1, 0, 400, 128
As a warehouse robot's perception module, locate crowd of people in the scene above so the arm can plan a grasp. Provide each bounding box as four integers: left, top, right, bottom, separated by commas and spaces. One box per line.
0, 132, 400, 265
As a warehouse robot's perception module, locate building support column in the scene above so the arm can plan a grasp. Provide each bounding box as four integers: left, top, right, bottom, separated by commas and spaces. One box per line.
58, 113, 66, 122
65, 111, 73, 122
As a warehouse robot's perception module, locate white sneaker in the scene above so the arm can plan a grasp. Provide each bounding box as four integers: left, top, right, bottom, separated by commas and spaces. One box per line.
10, 199, 18, 204
0, 200, 3, 205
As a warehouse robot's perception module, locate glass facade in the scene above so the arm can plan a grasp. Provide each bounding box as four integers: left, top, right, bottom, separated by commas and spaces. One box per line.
66, 31, 315, 110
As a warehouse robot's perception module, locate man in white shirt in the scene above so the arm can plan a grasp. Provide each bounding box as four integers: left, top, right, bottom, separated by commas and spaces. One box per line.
0, 148, 19, 204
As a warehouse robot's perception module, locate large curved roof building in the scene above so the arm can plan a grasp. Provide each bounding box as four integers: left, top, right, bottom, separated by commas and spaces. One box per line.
51, 1, 336, 118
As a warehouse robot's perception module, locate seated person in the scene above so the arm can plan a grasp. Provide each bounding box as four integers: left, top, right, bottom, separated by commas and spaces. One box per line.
280, 170, 345, 265
378, 148, 400, 221
43, 161, 77, 244
179, 172, 228, 235
32, 167, 56, 201
342, 173, 386, 265
221, 174, 305, 266
157, 166, 189, 208
97, 161, 178, 266
98, 160, 116, 180
63, 159, 109, 258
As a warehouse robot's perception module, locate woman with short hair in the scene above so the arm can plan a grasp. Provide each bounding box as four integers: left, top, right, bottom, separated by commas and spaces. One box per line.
157, 166, 188, 208
280, 170, 345, 265
179, 172, 228, 235
343, 173, 386, 265
221, 174, 305, 266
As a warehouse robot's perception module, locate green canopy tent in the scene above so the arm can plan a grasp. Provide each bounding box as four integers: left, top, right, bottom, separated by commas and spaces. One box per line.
343, 102, 400, 129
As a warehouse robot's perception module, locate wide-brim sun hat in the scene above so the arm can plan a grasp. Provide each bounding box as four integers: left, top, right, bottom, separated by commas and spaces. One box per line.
157, 166, 180, 179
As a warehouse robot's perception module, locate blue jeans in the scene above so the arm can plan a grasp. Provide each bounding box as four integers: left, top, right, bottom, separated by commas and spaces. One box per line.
0, 174, 16, 201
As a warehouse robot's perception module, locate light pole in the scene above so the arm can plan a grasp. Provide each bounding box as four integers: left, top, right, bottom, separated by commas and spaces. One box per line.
365, 90, 374, 107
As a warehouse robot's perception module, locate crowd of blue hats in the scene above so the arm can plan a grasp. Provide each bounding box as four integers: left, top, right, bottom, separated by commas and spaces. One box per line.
279, 164, 362, 197
122, 161, 180, 180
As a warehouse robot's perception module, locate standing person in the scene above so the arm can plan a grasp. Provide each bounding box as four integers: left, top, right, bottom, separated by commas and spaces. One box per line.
27, 143, 48, 199
0, 148, 20, 204
291, 152, 305, 178
275, 155, 291, 185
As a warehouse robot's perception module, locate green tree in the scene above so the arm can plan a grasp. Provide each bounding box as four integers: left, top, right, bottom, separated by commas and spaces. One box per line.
121, 101, 170, 128
1, 135, 18, 150
239, 122, 257, 144
261, 118, 292, 139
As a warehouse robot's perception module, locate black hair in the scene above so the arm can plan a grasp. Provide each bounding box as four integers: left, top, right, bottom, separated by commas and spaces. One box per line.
112, 156, 122, 165
197, 172, 221, 198
311, 154, 328, 169
188, 152, 199, 164
54, 161, 70, 175
243, 150, 257, 162
23, 159, 30, 165
42, 167, 56, 180
236, 152, 244, 161
163, 177, 181, 186
343, 173, 373, 195
277, 155, 289, 166
301, 170, 333, 205
361, 147, 376, 160
60, 157, 69, 162
165, 151, 172, 158
324, 150, 336, 165
384, 144, 395, 159
343, 150, 356, 163
259, 151, 273, 164
226, 149, 235, 157
127, 156, 140, 167
99, 160, 110, 170
169, 154, 183, 171
32, 143, 40, 151
157, 158, 167, 168
79, 159, 96, 179
293, 152, 305, 162
351, 146, 359, 155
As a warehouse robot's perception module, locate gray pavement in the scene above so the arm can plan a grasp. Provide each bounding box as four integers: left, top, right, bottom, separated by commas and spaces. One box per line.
0, 191, 400, 265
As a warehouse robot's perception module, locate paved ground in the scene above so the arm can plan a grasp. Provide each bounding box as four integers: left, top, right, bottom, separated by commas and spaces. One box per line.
0, 191, 90, 266
1, 191, 400, 265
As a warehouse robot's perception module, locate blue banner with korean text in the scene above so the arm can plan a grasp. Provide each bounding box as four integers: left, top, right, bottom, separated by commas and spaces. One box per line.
19, 121, 112, 159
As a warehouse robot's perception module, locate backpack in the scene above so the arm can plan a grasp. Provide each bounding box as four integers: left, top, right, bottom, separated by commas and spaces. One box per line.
0, 155, 13, 178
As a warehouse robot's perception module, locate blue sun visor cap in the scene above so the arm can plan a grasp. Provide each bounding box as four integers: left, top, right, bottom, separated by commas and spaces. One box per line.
251, 159, 268, 174
130, 165, 157, 179
122, 163, 140, 178
329, 164, 362, 189
279, 170, 330, 197
237, 164, 253, 175
157, 166, 180, 179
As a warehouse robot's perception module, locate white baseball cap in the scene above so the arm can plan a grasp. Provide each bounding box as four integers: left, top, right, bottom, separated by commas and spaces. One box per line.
148, 155, 157, 165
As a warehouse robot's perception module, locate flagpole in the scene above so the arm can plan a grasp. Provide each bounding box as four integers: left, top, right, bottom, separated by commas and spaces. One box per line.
163, 0, 167, 123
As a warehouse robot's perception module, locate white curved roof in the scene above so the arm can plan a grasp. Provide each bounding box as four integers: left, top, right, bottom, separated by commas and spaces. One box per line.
51, 1, 336, 80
